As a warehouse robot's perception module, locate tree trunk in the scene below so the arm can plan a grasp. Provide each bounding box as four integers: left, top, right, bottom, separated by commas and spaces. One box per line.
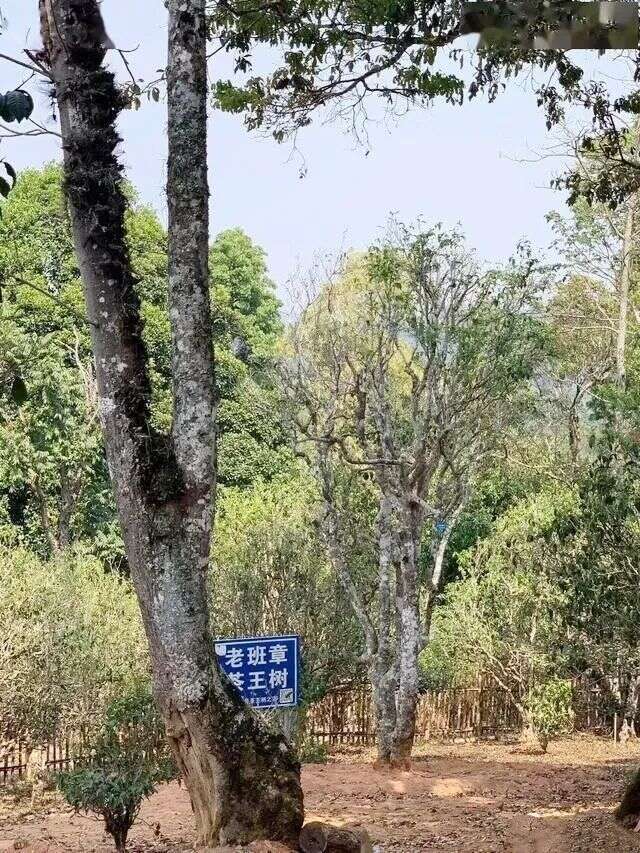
391, 523, 421, 767
568, 394, 581, 465
26, 745, 48, 807
623, 672, 640, 738
617, 766, 640, 829
40, 0, 303, 844
617, 191, 637, 389
103, 813, 130, 853
370, 656, 397, 765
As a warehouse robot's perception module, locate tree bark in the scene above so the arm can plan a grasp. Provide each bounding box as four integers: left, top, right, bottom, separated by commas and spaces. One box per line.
40, 0, 303, 844
390, 514, 421, 766
617, 189, 638, 389
370, 495, 397, 765
370, 656, 397, 765
623, 672, 640, 738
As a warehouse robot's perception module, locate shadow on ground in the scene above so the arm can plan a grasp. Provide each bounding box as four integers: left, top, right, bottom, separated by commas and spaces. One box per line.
1, 735, 640, 852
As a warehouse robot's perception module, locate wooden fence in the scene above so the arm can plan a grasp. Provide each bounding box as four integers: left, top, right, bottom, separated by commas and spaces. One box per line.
0, 679, 617, 783
1, 737, 80, 783
306, 682, 522, 746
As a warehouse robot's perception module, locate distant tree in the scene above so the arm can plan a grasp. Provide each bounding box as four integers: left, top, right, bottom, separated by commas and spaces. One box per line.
210, 228, 294, 487
212, 470, 364, 696
283, 223, 546, 764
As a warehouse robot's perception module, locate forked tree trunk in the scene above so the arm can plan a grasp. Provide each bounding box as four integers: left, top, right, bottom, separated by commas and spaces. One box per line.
40, 0, 303, 844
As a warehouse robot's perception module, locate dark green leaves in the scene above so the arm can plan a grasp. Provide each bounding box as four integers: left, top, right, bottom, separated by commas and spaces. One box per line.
0, 89, 34, 123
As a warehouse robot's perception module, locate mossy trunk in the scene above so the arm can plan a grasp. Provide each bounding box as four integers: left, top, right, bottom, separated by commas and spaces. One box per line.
40, 0, 303, 844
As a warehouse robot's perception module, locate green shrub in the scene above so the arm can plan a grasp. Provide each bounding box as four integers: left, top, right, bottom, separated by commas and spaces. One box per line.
0, 546, 147, 748
58, 688, 175, 852
527, 678, 574, 752
298, 738, 329, 764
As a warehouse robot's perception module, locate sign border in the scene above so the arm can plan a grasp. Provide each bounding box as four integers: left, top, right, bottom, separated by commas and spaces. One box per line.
214, 634, 300, 710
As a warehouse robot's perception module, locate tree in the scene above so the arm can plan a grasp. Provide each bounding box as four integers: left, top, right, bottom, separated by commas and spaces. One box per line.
210, 227, 295, 488
542, 273, 616, 466
58, 687, 175, 853
39, 0, 302, 844
212, 0, 640, 203
0, 166, 179, 563
283, 224, 545, 764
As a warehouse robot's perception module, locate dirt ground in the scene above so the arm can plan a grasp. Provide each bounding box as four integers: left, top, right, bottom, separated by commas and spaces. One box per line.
2, 735, 640, 852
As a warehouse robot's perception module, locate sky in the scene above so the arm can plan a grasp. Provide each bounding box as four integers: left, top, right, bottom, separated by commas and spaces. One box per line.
0, 1, 625, 295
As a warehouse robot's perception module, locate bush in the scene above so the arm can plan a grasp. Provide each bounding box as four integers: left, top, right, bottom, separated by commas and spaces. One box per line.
0, 546, 147, 747
526, 678, 574, 752
58, 688, 175, 852
298, 737, 330, 764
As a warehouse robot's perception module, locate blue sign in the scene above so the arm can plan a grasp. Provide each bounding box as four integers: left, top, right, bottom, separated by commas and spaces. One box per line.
214, 634, 300, 710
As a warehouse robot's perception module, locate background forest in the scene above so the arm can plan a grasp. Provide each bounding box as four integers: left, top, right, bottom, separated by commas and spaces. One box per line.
1, 153, 639, 759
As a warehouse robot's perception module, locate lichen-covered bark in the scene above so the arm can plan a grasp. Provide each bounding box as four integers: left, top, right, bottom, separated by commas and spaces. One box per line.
41, 0, 303, 844
617, 191, 637, 389
371, 496, 398, 764
391, 513, 422, 766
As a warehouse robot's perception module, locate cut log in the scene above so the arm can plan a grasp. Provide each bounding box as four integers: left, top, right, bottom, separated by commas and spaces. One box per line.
299, 821, 373, 853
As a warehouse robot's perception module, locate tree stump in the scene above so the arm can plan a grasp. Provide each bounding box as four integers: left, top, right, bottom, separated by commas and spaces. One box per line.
299, 821, 373, 853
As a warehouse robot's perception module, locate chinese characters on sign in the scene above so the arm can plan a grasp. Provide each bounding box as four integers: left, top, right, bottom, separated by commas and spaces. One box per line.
214, 635, 299, 709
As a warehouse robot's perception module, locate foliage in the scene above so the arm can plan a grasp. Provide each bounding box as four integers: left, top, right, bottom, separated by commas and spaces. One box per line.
0, 546, 147, 746
423, 486, 577, 693
0, 90, 34, 124
216, 381, 296, 486
0, 167, 288, 552
211, 1, 594, 136
210, 228, 290, 487
210, 0, 640, 212
212, 470, 364, 695
526, 678, 573, 751
58, 688, 174, 852
211, 227, 282, 371
298, 737, 329, 764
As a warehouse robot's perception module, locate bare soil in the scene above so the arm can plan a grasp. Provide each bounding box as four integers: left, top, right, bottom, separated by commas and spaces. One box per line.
2, 735, 640, 852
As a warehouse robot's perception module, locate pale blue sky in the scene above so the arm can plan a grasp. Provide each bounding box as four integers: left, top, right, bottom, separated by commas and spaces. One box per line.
0, 1, 623, 292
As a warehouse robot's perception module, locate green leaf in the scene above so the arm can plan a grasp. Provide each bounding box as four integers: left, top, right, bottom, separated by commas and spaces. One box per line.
1, 90, 34, 123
